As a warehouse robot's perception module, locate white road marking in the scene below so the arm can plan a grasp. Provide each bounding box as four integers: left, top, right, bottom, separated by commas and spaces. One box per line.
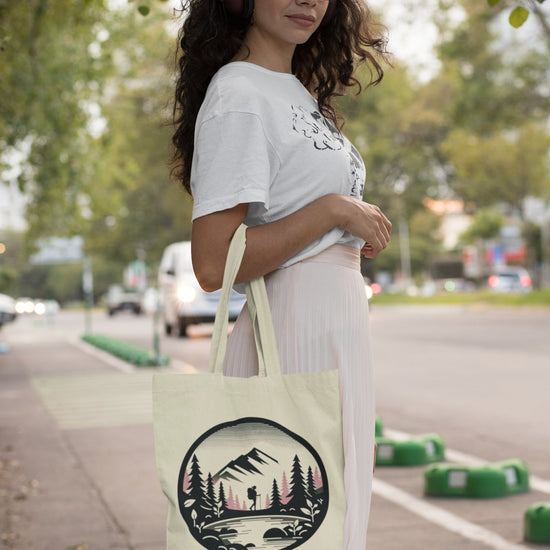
372, 478, 529, 550
385, 428, 550, 495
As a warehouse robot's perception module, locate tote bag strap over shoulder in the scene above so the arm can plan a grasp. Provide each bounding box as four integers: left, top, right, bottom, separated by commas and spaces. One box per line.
208, 224, 281, 378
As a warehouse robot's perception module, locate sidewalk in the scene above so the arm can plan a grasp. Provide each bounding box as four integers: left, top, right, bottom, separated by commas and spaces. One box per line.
0, 333, 167, 550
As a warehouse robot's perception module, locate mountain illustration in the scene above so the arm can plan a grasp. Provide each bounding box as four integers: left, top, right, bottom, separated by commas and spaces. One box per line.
212, 447, 279, 484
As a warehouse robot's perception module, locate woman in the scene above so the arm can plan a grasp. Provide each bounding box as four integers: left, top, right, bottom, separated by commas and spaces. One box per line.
172, 0, 391, 545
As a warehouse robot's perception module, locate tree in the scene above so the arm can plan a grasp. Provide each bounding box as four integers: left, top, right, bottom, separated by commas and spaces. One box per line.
205, 473, 217, 517
442, 124, 550, 216
306, 466, 315, 498
218, 482, 227, 513
188, 455, 205, 509
83, 8, 194, 267
0, 0, 110, 240
287, 455, 308, 511
460, 208, 505, 244
1, 2, 192, 287
436, 0, 550, 137
270, 478, 282, 513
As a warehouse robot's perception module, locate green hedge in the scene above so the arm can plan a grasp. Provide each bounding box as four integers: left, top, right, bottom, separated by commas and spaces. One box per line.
82, 334, 170, 367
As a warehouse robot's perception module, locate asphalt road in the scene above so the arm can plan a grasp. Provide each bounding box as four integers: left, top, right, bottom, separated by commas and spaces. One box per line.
1, 304, 549, 549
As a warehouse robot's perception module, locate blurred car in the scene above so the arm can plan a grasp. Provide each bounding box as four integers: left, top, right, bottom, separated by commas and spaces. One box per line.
105, 285, 142, 316
0, 294, 16, 327
15, 297, 36, 314
33, 300, 60, 316
158, 241, 246, 337
364, 279, 382, 300
486, 266, 532, 293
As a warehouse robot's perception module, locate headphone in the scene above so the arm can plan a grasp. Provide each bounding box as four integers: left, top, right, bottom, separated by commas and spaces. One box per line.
220, 0, 337, 26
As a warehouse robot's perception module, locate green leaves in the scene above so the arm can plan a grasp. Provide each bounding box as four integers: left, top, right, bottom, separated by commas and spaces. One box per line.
509, 6, 530, 27
486, 0, 548, 28
134, 0, 170, 16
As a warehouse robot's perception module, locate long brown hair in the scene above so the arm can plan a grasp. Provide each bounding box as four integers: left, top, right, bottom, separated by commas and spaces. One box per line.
172, 0, 389, 194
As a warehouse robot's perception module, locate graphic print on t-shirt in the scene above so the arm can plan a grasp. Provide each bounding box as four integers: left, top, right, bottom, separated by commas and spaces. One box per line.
291, 105, 343, 151
178, 417, 329, 549
348, 144, 365, 198
291, 105, 365, 199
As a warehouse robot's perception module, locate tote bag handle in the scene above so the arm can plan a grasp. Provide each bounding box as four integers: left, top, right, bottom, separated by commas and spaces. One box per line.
209, 224, 281, 377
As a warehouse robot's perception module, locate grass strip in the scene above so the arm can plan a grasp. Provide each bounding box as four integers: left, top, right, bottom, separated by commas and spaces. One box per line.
81, 333, 170, 367
370, 288, 550, 307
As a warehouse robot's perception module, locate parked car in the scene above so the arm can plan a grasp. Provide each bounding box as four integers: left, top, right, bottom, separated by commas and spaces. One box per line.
105, 285, 142, 316
158, 241, 246, 337
0, 294, 16, 327
15, 297, 35, 314
486, 266, 532, 293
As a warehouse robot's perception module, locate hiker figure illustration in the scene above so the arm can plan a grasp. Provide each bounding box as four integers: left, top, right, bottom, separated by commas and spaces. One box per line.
247, 486, 257, 511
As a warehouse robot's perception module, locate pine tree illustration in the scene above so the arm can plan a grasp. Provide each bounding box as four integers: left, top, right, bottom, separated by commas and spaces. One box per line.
307, 466, 316, 497
265, 493, 271, 509
218, 482, 227, 513
227, 486, 235, 509
288, 454, 308, 512
188, 454, 205, 509
235, 495, 241, 510
242, 501, 247, 511
205, 473, 217, 514
270, 478, 283, 512
314, 466, 323, 491
281, 471, 290, 505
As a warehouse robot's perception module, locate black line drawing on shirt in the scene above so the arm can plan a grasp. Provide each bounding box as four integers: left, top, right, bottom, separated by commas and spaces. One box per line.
291, 105, 344, 151
291, 105, 365, 198
348, 144, 365, 198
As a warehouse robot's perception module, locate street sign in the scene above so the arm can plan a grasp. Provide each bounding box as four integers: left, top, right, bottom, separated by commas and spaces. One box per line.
29, 236, 84, 265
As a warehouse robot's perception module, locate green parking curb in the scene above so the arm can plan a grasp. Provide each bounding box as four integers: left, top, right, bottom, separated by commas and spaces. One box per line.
424, 459, 529, 498
82, 334, 170, 367
525, 503, 550, 544
375, 433, 445, 466
375, 416, 384, 437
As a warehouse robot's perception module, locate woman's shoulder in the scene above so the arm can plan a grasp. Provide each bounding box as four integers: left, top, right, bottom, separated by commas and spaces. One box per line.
202, 63, 265, 118
200, 62, 294, 121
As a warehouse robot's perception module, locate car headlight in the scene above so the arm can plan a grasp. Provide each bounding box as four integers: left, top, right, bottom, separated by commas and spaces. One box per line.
177, 285, 197, 303
34, 302, 46, 315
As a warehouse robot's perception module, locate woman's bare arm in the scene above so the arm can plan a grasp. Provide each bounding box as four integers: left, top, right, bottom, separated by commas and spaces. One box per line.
191, 193, 391, 292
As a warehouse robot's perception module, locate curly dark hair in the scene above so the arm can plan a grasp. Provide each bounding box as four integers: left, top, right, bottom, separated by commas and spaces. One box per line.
172, 0, 390, 194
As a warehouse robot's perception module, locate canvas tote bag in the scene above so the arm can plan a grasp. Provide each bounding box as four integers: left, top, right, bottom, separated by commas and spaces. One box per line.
153, 224, 346, 550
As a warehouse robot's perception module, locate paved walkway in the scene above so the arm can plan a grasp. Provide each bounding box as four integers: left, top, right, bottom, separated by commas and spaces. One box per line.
0, 335, 167, 550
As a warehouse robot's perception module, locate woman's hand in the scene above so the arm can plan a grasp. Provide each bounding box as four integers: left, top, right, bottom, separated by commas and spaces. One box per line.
336, 196, 392, 258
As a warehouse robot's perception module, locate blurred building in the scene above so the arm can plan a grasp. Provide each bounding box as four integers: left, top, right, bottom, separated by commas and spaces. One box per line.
423, 198, 471, 250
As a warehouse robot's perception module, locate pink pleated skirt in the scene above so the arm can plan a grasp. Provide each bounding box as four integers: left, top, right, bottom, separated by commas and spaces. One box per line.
224, 244, 375, 550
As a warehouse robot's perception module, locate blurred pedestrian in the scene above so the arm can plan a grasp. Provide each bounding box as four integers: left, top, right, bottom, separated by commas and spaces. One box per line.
171, 0, 391, 545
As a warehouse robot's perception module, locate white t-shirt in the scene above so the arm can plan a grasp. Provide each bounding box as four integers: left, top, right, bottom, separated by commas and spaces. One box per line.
190, 61, 366, 269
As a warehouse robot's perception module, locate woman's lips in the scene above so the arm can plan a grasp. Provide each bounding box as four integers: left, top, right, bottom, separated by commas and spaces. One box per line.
286, 15, 315, 26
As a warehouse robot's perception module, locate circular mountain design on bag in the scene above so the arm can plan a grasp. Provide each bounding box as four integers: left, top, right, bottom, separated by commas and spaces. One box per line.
178, 417, 330, 550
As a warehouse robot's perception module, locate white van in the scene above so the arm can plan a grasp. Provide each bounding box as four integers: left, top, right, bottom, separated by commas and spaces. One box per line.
158, 241, 246, 337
